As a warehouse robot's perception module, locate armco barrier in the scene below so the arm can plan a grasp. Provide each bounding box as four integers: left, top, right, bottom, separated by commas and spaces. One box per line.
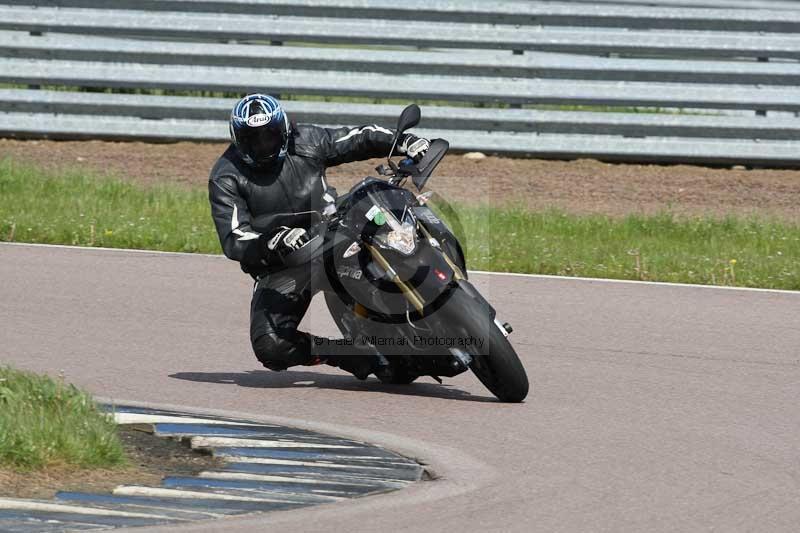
1, 1, 800, 166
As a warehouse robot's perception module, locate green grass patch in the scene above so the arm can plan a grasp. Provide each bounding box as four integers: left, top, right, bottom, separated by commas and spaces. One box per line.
0, 367, 126, 470
0, 159, 216, 253
434, 202, 800, 290
1, 158, 798, 290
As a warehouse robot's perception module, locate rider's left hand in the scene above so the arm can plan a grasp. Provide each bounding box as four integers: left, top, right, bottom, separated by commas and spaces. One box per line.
399, 134, 430, 162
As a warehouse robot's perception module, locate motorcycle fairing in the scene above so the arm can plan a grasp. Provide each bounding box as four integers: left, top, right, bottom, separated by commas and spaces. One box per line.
412, 205, 467, 275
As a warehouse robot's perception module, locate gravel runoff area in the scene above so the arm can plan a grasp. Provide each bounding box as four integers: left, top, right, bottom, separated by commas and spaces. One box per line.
2, 138, 800, 221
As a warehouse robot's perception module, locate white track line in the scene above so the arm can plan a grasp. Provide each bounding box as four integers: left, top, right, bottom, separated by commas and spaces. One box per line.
470, 269, 800, 296
0, 241, 221, 259
153, 427, 349, 443
3, 241, 796, 296
197, 471, 373, 486
224, 456, 398, 470
112, 486, 292, 503
113, 412, 262, 426
191, 436, 357, 449
0, 499, 179, 520
220, 469, 412, 484
80, 502, 226, 520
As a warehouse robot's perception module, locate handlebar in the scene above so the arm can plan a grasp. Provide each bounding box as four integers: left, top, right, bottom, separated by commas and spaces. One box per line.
280, 217, 343, 267
281, 232, 325, 267
384, 139, 448, 189
281, 137, 449, 266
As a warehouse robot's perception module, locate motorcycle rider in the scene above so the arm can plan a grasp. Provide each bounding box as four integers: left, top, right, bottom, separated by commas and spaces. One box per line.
209, 94, 430, 379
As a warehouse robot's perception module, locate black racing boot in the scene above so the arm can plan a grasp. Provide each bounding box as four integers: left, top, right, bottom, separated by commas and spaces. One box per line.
324, 355, 375, 380
310, 336, 377, 380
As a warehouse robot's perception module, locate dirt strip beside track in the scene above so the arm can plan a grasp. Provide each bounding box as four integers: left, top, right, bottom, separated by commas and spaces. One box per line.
3, 138, 800, 220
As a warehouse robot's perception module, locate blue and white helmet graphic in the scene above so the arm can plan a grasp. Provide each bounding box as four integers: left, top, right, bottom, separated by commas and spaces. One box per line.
229, 94, 291, 166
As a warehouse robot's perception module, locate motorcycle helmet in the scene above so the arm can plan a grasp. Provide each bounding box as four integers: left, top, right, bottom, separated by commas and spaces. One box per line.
229, 93, 290, 167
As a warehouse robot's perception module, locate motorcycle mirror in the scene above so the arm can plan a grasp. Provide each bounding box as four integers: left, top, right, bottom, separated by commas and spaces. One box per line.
387, 104, 421, 162
396, 104, 421, 133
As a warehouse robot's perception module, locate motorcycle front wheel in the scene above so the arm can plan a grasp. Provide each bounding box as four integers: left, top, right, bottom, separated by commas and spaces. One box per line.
436, 285, 529, 403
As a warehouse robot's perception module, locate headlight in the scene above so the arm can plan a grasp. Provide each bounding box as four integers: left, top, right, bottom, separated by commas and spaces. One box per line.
375, 210, 418, 255
384, 221, 417, 255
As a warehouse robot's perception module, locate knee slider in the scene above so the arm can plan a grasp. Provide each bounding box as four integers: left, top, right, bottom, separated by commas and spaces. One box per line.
252, 333, 307, 370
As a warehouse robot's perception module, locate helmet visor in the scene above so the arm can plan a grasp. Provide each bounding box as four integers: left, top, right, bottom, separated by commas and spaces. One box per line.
239, 122, 285, 164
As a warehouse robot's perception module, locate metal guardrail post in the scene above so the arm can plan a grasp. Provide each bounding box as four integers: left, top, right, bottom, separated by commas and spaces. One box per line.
756, 57, 770, 117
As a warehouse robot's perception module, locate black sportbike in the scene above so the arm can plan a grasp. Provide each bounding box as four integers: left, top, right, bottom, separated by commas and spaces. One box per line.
286, 105, 528, 403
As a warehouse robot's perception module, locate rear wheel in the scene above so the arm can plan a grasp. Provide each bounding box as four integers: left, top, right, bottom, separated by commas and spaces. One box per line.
324, 292, 418, 384
377, 368, 418, 385
437, 286, 529, 402
324, 291, 364, 338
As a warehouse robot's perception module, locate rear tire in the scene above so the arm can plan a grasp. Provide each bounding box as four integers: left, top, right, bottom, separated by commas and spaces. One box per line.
325, 292, 418, 384
377, 368, 418, 385
437, 286, 529, 402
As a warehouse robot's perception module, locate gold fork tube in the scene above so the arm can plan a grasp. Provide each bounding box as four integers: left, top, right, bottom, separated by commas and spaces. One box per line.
365, 243, 426, 315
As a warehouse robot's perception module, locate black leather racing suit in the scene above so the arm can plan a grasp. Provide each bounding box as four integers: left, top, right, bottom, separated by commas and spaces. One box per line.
209, 123, 401, 370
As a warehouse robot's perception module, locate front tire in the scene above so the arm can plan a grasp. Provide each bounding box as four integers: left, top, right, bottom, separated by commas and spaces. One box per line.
437, 286, 529, 402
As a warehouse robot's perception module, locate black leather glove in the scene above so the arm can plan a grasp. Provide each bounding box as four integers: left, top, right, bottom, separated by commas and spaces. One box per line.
262, 226, 311, 261
399, 134, 430, 162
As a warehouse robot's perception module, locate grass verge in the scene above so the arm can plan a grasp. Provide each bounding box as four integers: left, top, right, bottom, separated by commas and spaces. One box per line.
435, 201, 799, 290
1, 158, 798, 290
0, 366, 126, 470
0, 158, 214, 253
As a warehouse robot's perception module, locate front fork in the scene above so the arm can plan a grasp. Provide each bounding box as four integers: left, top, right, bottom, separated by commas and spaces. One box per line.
362, 223, 513, 366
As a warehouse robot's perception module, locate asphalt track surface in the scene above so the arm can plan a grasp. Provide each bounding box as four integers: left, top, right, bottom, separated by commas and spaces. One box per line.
2, 242, 799, 532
